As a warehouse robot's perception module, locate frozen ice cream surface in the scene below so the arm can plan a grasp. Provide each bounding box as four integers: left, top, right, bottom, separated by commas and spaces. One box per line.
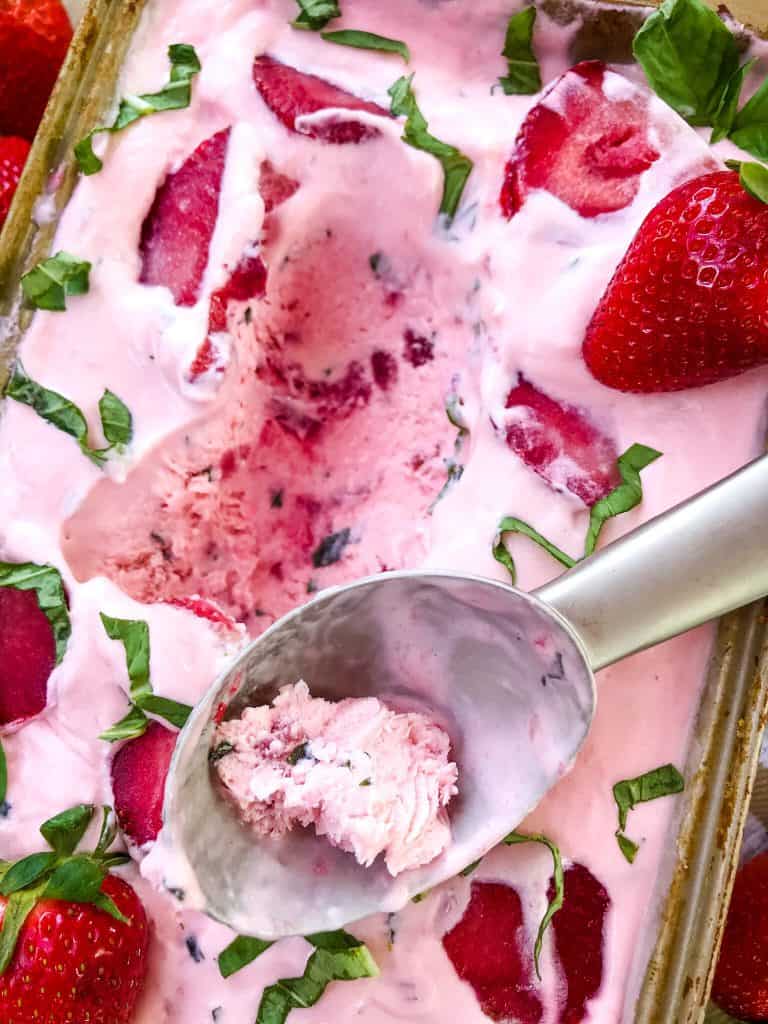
214, 681, 458, 875
2, 0, 768, 1022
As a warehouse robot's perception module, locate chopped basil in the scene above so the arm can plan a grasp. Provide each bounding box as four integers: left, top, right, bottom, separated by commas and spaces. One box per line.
499, 7, 541, 95
75, 44, 202, 174
729, 160, 768, 205
503, 830, 563, 980
256, 930, 378, 1024
632, 0, 739, 126
0, 561, 71, 664
583, 444, 661, 557
0, 803, 128, 973
218, 934, 274, 978
493, 444, 660, 584
100, 615, 191, 739
99, 390, 133, 449
388, 75, 473, 222
312, 528, 351, 568
730, 78, 768, 161
287, 742, 310, 765
710, 59, 757, 144
209, 741, 234, 764
270, 489, 284, 509
21, 251, 91, 311
322, 30, 410, 63
293, 0, 341, 30
493, 517, 576, 585
5, 364, 133, 466
613, 764, 684, 862
459, 857, 481, 877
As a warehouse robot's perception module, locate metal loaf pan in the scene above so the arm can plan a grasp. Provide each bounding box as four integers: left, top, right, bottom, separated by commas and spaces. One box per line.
0, 2, 767, 1022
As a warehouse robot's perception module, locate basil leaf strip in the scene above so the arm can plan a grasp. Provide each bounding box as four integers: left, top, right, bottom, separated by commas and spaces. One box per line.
21, 251, 91, 311
0, 561, 71, 664
75, 44, 202, 174
99, 389, 133, 448
584, 444, 661, 556
388, 75, 473, 222
493, 516, 576, 584
256, 930, 378, 1024
613, 764, 684, 862
218, 935, 274, 978
503, 831, 564, 979
322, 30, 409, 62
499, 7, 541, 95
40, 803, 95, 857
100, 615, 151, 704
293, 0, 341, 30
99, 703, 149, 743
632, 0, 739, 126
138, 694, 192, 729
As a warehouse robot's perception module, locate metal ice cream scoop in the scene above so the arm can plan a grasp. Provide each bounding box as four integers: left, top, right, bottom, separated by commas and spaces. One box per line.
163, 454, 768, 939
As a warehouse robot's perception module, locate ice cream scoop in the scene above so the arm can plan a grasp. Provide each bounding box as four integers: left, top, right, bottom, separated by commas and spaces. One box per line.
163, 454, 768, 939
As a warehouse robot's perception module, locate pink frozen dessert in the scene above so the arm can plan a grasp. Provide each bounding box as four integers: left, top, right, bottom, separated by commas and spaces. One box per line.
2, 0, 768, 1022
214, 681, 458, 874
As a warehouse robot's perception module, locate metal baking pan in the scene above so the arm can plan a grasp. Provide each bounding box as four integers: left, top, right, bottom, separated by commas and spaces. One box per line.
1, 2, 767, 1021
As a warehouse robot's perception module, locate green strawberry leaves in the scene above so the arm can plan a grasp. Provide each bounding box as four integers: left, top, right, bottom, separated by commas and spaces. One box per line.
99, 615, 191, 741
5, 364, 133, 467
0, 561, 71, 664
494, 444, 661, 583
0, 804, 129, 974
322, 30, 410, 63
75, 44, 202, 174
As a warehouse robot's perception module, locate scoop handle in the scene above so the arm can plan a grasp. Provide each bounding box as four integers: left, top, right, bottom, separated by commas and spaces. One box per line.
534, 453, 768, 671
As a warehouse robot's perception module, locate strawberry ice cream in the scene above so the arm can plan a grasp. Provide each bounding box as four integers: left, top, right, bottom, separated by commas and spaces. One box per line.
214, 680, 458, 875
2, 0, 768, 1022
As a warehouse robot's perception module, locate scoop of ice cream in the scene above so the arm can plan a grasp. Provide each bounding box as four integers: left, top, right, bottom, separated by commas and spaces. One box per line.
213, 680, 458, 875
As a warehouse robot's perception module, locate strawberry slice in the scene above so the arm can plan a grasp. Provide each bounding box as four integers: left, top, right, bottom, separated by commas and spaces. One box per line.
139, 128, 230, 306
0, 135, 30, 229
0, 0, 72, 141
259, 159, 299, 213
0, 586, 55, 726
442, 881, 543, 1023
549, 863, 610, 1024
252, 55, 388, 144
712, 852, 768, 1019
501, 61, 660, 219
188, 251, 267, 381
111, 721, 177, 846
503, 376, 619, 505
583, 170, 768, 392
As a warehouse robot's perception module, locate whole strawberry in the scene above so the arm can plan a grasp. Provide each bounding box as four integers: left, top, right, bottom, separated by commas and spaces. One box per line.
0, 0, 72, 140
0, 804, 150, 1024
712, 852, 768, 1020
583, 170, 768, 392
0, 135, 29, 230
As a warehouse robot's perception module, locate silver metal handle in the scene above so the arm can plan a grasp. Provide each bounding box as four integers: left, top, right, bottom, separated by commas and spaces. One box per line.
535, 454, 768, 671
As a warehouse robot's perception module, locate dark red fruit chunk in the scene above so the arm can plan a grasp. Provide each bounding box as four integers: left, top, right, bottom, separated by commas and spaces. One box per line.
403, 328, 434, 367
0, 586, 54, 726
549, 863, 610, 1024
0, 135, 30, 228
0, 0, 72, 140
252, 55, 388, 145
139, 127, 230, 306
583, 170, 768, 393
504, 376, 619, 505
443, 881, 543, 1023
111, 721, 177, 846
712, 852, 768, 1020
259, 159, 299, 213
501, 61, 659, 219
371, 349, 398, 390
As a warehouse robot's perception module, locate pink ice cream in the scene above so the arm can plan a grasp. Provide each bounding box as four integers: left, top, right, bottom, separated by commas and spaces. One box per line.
1, 1, 768, 1023
214, 681, 458, 875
